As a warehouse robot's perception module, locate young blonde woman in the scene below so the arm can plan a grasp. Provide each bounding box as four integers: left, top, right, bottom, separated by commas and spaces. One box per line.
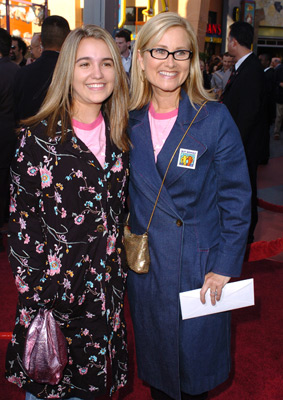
6, 25, 129, 400
127, 12, 251, 400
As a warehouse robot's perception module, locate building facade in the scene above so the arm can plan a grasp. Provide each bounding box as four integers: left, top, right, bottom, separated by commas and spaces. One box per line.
1, 0, 282, 57
120, 0, 283, 57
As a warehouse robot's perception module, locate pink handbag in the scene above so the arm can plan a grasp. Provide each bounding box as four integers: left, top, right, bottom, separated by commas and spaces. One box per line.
22, 308, 68, 385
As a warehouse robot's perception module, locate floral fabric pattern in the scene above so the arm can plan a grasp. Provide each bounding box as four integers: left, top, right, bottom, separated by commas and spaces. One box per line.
5, 119, 129, 399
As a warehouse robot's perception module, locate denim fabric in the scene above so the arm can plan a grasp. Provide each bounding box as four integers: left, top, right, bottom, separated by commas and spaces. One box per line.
127, 93, 251, 399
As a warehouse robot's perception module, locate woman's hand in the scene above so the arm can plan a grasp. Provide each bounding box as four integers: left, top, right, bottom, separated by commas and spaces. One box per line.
200, 272, 231, 305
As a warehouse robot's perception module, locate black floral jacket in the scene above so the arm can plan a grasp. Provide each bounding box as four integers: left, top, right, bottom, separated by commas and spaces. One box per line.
6, 118, 129, 399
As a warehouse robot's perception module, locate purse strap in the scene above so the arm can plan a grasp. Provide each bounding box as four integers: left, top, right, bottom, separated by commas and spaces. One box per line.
146, 101, 207, 232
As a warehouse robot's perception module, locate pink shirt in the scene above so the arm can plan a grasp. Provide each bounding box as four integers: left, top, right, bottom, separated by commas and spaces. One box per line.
148, 103, 178, 162
72, 112, 106, 167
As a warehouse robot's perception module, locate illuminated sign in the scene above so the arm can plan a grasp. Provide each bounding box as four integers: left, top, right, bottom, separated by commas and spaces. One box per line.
206, 24, 222, 36
118, 0, 126, 28
205, 37, 222, 43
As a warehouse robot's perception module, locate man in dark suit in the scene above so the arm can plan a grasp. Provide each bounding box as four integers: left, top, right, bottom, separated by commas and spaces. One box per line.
0, 28, 19, 251
14, 15, 70, 122
222, 21, 265, 243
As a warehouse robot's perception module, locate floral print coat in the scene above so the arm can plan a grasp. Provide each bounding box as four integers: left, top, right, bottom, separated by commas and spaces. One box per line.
5, 117, 129, 399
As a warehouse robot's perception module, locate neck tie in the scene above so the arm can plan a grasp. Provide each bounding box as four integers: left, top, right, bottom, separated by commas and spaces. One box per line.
219, 66, 236, 102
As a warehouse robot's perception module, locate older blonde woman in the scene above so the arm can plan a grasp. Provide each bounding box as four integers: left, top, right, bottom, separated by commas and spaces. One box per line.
6, 25, 129, 400
127, 12, 251, 400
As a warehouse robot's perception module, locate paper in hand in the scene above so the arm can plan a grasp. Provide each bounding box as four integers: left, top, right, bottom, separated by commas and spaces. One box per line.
179, 278, 254, 320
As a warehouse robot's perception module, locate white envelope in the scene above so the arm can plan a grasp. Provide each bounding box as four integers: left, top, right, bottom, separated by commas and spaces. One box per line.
179, 278, 254, 320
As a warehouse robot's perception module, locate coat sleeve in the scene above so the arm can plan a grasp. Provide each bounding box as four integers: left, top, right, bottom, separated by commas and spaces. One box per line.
211, 105, 251, 277
8, 128, 58, 308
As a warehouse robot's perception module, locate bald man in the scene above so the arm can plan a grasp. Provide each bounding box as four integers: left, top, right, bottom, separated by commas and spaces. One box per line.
26, 33, 42, 64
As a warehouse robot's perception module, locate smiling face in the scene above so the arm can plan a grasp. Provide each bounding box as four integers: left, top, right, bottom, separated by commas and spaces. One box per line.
223, 55, 233, 71
72, 37, 116, 120
138, 26, 191, 102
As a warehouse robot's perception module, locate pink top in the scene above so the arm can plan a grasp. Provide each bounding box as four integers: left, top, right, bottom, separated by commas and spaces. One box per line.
72, 112, 106, 167
148, 103, 178, 162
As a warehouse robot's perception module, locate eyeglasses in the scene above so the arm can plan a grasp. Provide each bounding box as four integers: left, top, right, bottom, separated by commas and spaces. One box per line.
145, 48, 193, 61
11, 45, 16, 49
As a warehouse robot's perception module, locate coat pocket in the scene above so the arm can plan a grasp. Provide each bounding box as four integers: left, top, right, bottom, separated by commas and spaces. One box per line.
198, 243, 219, 280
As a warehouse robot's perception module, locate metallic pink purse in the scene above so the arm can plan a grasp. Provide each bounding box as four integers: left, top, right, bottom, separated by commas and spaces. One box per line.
23, 308, 68, 385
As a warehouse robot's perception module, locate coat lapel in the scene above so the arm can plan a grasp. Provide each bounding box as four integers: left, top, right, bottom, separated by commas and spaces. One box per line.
156, 94, 208, 188
129, 93, 209, 216
130, 106, 164, 189
63, 116, 121, 173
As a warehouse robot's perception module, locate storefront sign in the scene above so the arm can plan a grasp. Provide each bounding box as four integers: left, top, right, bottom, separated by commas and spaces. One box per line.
206, 24, 221, 36
205, 37, 222, 43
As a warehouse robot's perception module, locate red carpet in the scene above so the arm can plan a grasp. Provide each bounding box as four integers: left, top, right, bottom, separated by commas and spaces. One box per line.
255, 156, 283, 262
1, 151, 283, 399
257, 157, 283, 190
1, 241, 283, 400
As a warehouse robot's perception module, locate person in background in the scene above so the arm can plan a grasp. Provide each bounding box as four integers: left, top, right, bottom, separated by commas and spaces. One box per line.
26, 32, 42, 64
6, 24, 130, 400
127, 12, 251, 400
10, 36, 27, 66
205, 56, 221, 89
258, 53, 276, 163
271, 57, 281, 69
0, 28, 19, 253
221, 21, 265, 243
210, 52, 233, 99
273, 57, 283, 140
14, 15, 70, 121
115, 29, 132, 76
199, 59, 210, 89
209, 59, 223, 98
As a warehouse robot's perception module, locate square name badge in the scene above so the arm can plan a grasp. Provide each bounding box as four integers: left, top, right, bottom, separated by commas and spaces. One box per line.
177, 148, 198, 169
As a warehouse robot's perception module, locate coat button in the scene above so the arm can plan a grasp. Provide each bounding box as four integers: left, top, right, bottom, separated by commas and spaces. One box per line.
176, 219, 183, 227
97, 224, 105, 232
107, 182, 112, 190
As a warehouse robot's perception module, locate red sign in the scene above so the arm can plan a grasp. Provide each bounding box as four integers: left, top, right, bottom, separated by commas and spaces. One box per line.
206, 24, 222, 36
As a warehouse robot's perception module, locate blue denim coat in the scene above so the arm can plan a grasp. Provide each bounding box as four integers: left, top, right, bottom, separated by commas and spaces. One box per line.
127, 93, 251, 399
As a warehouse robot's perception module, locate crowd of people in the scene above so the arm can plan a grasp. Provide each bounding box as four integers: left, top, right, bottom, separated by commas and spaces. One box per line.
0, 11, 282, 400
202, 50, 282, 150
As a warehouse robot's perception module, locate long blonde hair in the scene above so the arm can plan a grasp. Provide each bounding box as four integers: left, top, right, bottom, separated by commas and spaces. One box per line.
24, 25, 129, 151
130, 12, 213, 110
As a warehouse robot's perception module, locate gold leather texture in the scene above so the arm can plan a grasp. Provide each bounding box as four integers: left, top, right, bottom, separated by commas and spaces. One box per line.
124, 225, 150, 274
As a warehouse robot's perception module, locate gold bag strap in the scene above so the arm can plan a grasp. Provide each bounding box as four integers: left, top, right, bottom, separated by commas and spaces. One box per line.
146, 101, 207, 232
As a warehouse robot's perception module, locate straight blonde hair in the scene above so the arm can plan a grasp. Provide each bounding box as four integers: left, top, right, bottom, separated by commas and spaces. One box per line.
24, 25, 130, 151
130, 12, 214, 110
